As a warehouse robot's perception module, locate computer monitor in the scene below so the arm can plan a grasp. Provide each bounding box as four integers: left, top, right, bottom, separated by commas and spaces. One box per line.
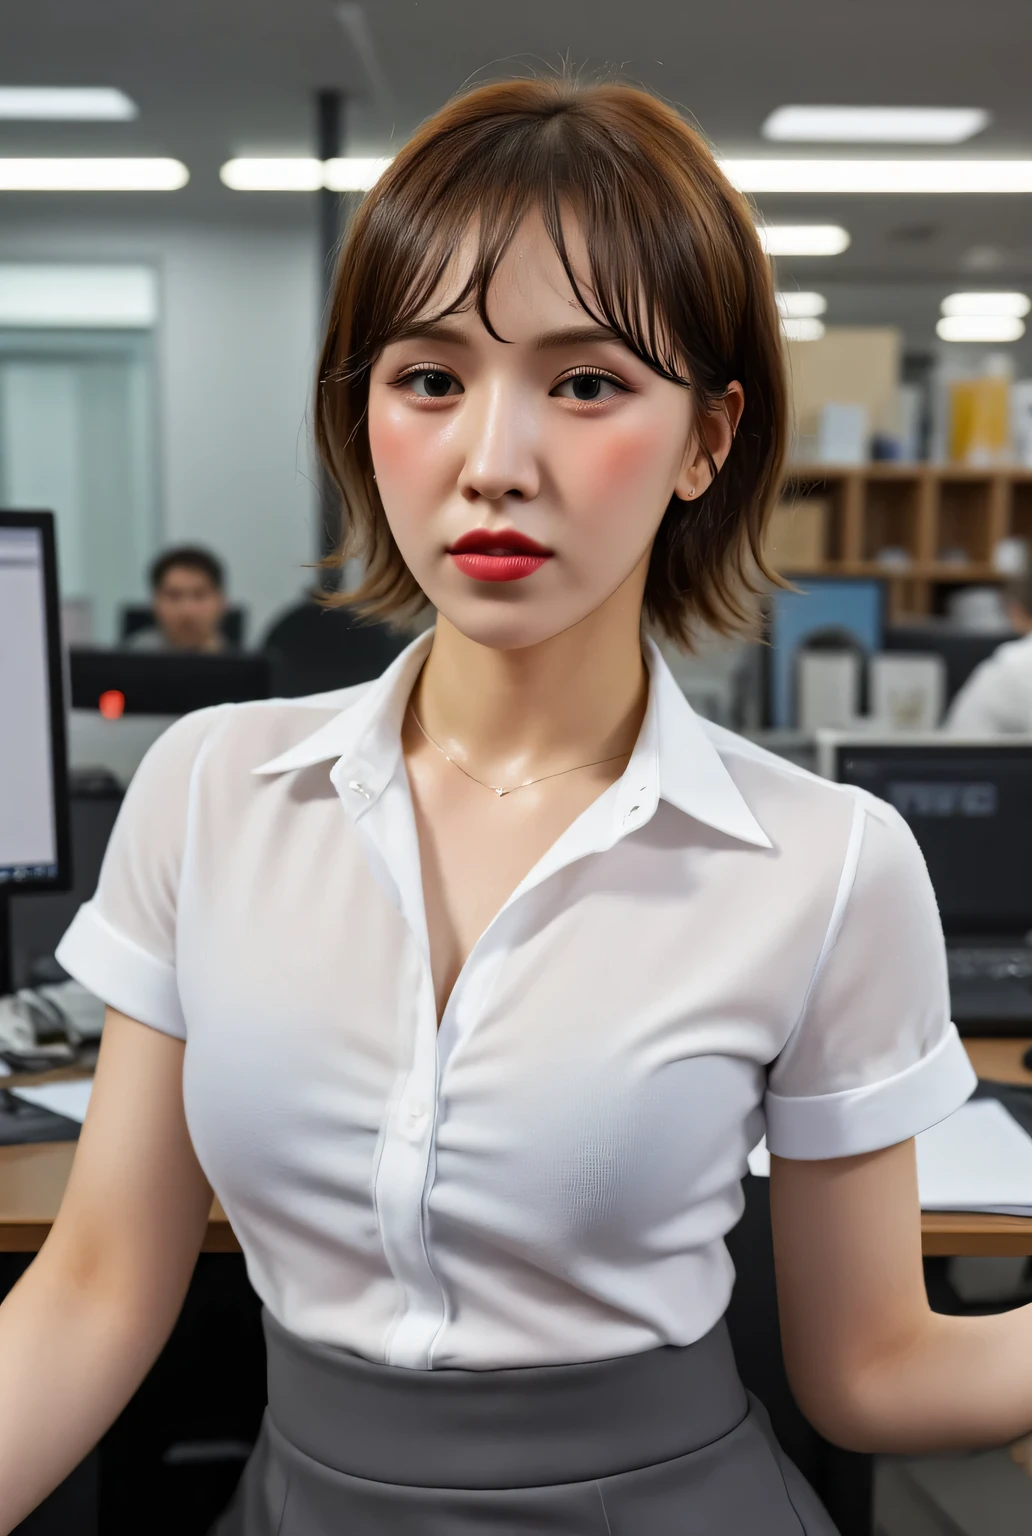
884, 625, 1016, 707
0, 512, 71, 898
821, 736, 1032, 938
119, 602, 247, 648
69, 647, 271, 715
766, 578, 884, 729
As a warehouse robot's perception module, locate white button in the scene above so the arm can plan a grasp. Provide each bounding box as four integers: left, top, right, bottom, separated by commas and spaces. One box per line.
348, 780, 371, 799
408, 1102, 426, 1121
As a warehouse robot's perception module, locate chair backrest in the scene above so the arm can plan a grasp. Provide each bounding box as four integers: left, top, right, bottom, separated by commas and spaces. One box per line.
259, 599, 410, 697
119, 604, 247, 647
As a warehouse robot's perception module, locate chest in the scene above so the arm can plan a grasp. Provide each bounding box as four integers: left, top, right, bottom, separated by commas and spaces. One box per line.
402, 750, 624, 1024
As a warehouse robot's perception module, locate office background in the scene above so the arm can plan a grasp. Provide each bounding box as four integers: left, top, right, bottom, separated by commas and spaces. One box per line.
4, 6, 1032, 1536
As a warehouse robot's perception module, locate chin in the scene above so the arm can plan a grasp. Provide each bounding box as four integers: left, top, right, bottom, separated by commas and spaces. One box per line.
431, 592, 600, 654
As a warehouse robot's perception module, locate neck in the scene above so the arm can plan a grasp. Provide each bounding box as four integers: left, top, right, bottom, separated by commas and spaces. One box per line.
412, 598, 649, 779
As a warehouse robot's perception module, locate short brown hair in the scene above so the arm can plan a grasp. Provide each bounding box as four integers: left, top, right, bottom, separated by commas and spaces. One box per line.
315, 76, 788, 647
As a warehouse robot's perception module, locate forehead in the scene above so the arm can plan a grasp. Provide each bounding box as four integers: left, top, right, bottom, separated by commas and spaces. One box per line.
409, 209, 602, 342
159, 567, 215, 588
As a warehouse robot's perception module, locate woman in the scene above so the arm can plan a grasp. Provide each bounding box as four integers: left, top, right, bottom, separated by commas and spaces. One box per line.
3, 76, 1031, 1536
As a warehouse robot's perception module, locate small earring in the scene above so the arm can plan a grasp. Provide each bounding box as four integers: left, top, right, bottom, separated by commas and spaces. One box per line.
687, 486, 695, 497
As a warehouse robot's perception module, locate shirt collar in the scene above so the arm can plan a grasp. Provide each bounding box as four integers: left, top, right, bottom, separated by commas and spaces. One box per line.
253, 627, 771, 850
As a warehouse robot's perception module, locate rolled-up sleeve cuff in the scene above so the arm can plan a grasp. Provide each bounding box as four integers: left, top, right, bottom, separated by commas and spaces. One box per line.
54, 902, 187, 1041
765, 1024, 977, 1160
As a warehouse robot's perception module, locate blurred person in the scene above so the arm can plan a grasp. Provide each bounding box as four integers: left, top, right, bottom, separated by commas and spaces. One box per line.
944, 566, 1032, 735
6, 76, 1032, 1536
127, 546, 229, 653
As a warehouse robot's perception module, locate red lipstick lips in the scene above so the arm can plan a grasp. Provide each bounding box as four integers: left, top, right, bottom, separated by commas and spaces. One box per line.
447, 528, 553, 583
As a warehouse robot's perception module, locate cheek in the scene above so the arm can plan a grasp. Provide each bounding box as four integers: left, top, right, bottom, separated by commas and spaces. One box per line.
558, 414, 682, 514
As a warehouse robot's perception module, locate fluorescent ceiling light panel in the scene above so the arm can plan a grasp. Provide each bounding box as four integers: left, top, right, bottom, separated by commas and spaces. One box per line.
941, 291, 1031, 318
761, 106, 989, 144
781, 317, 826, 342
776, 291, 827, 318
0, 87, 137, 121
0, 159, 187, 191
936, 315, 1025, 342
220, 158, 323, 191
220, 157, 393, 191
725, 160, 1032, 193
323, 157, 392, 191
0, 264, 157, 327
758, 225, 851, 257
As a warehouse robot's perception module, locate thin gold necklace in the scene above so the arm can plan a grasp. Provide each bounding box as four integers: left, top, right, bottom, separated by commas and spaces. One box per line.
409, 707, 630, 798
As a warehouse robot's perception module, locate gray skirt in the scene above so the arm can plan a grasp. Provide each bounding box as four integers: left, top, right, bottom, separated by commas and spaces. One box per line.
210, 1307, 840, 1535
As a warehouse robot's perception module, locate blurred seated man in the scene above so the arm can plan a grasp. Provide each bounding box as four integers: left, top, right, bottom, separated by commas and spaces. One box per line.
127, 546, 229, 653
944, 568, 1032, 735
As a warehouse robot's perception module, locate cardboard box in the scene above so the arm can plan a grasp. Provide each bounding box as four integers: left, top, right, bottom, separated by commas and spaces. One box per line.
765, 497, 828, 570
786, 327, 902, 456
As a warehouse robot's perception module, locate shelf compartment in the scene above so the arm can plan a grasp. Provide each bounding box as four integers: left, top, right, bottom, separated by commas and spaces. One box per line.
1011, 480, 1032, 547
778, 471, 858, 563
859, 475, 923, 567
936, 477, 995, 565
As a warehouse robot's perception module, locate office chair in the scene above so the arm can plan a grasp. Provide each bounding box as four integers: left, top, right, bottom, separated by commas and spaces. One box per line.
119, 604, 247, 648
259, 596, 411, 697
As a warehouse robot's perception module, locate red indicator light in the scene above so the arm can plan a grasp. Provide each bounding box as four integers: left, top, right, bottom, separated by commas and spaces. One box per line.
98, 689, 125, 720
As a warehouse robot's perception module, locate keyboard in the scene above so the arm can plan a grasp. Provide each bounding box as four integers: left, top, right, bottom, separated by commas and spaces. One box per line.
948, 947, 1032, 982
947, 944, 1032, 1033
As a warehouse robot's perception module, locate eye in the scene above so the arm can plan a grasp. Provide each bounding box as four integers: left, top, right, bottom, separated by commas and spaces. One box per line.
552, 370, 626, 404
399, 367, 462, 399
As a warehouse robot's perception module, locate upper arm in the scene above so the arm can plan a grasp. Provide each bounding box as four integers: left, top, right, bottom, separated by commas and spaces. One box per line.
40, 1008, 213, 1323
762, 798, 977, 1440
769, 1141, 927, 1445
44, 711, 232, 1311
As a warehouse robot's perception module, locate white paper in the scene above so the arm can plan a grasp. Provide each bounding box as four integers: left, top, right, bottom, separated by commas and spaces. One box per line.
747, 1099, 1032, 1215
10, 1079, 93, 1124
915, 1100, 1032, 1213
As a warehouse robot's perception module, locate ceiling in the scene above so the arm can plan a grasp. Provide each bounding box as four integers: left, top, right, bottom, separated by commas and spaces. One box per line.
3, 0, 1032, 289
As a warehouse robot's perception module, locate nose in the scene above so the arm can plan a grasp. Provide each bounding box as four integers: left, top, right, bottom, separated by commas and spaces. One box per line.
456, 380, 540, 504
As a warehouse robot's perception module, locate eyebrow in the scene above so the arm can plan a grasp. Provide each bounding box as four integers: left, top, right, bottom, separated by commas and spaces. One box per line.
387, 319, 625, 351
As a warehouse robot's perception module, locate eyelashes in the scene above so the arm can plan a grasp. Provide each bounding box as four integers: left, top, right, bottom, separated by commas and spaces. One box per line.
391, 363, 631, 405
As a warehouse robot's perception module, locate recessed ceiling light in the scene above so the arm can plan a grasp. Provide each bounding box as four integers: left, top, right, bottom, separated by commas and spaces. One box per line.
323, 157, 392, 191
725, 160, 1032, 193
0, 87, 137, 121
0, 159, 187, 191
757, 225, 851, 257
220, 158, 324, 191
220, 157, 393, 192
781, 317, 826, 342
936, 315, 1025, 342
776, 291, 827, 318
761, 107, 989, 144
941, 291, 1031, 318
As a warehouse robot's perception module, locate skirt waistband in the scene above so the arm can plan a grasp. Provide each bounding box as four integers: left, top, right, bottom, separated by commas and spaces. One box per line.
261, 1309, 749, 1489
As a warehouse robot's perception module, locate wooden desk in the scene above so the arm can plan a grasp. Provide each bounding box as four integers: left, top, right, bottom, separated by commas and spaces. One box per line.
2, 1041, 1032, 1256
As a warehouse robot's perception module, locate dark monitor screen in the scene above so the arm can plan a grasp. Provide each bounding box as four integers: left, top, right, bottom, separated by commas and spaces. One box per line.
0, 511, 71, 894
883, 626, 1016, 707
836, 742, 1032, 937
70, 647, 271, 715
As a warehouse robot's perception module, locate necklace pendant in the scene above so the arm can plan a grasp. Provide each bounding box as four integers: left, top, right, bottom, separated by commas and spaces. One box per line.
494, 786, 508, 797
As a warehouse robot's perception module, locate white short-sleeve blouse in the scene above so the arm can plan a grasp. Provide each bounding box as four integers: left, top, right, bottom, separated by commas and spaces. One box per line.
56, 631, 975, 1369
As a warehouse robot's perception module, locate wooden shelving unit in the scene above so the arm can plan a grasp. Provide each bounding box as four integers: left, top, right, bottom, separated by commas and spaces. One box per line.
774, 464, 1032, 620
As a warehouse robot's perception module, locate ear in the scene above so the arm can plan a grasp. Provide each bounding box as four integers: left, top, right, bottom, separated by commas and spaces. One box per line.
674, 381, 745, 501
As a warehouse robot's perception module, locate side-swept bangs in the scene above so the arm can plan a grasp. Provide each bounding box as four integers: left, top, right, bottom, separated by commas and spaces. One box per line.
315, 76, 788, 646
